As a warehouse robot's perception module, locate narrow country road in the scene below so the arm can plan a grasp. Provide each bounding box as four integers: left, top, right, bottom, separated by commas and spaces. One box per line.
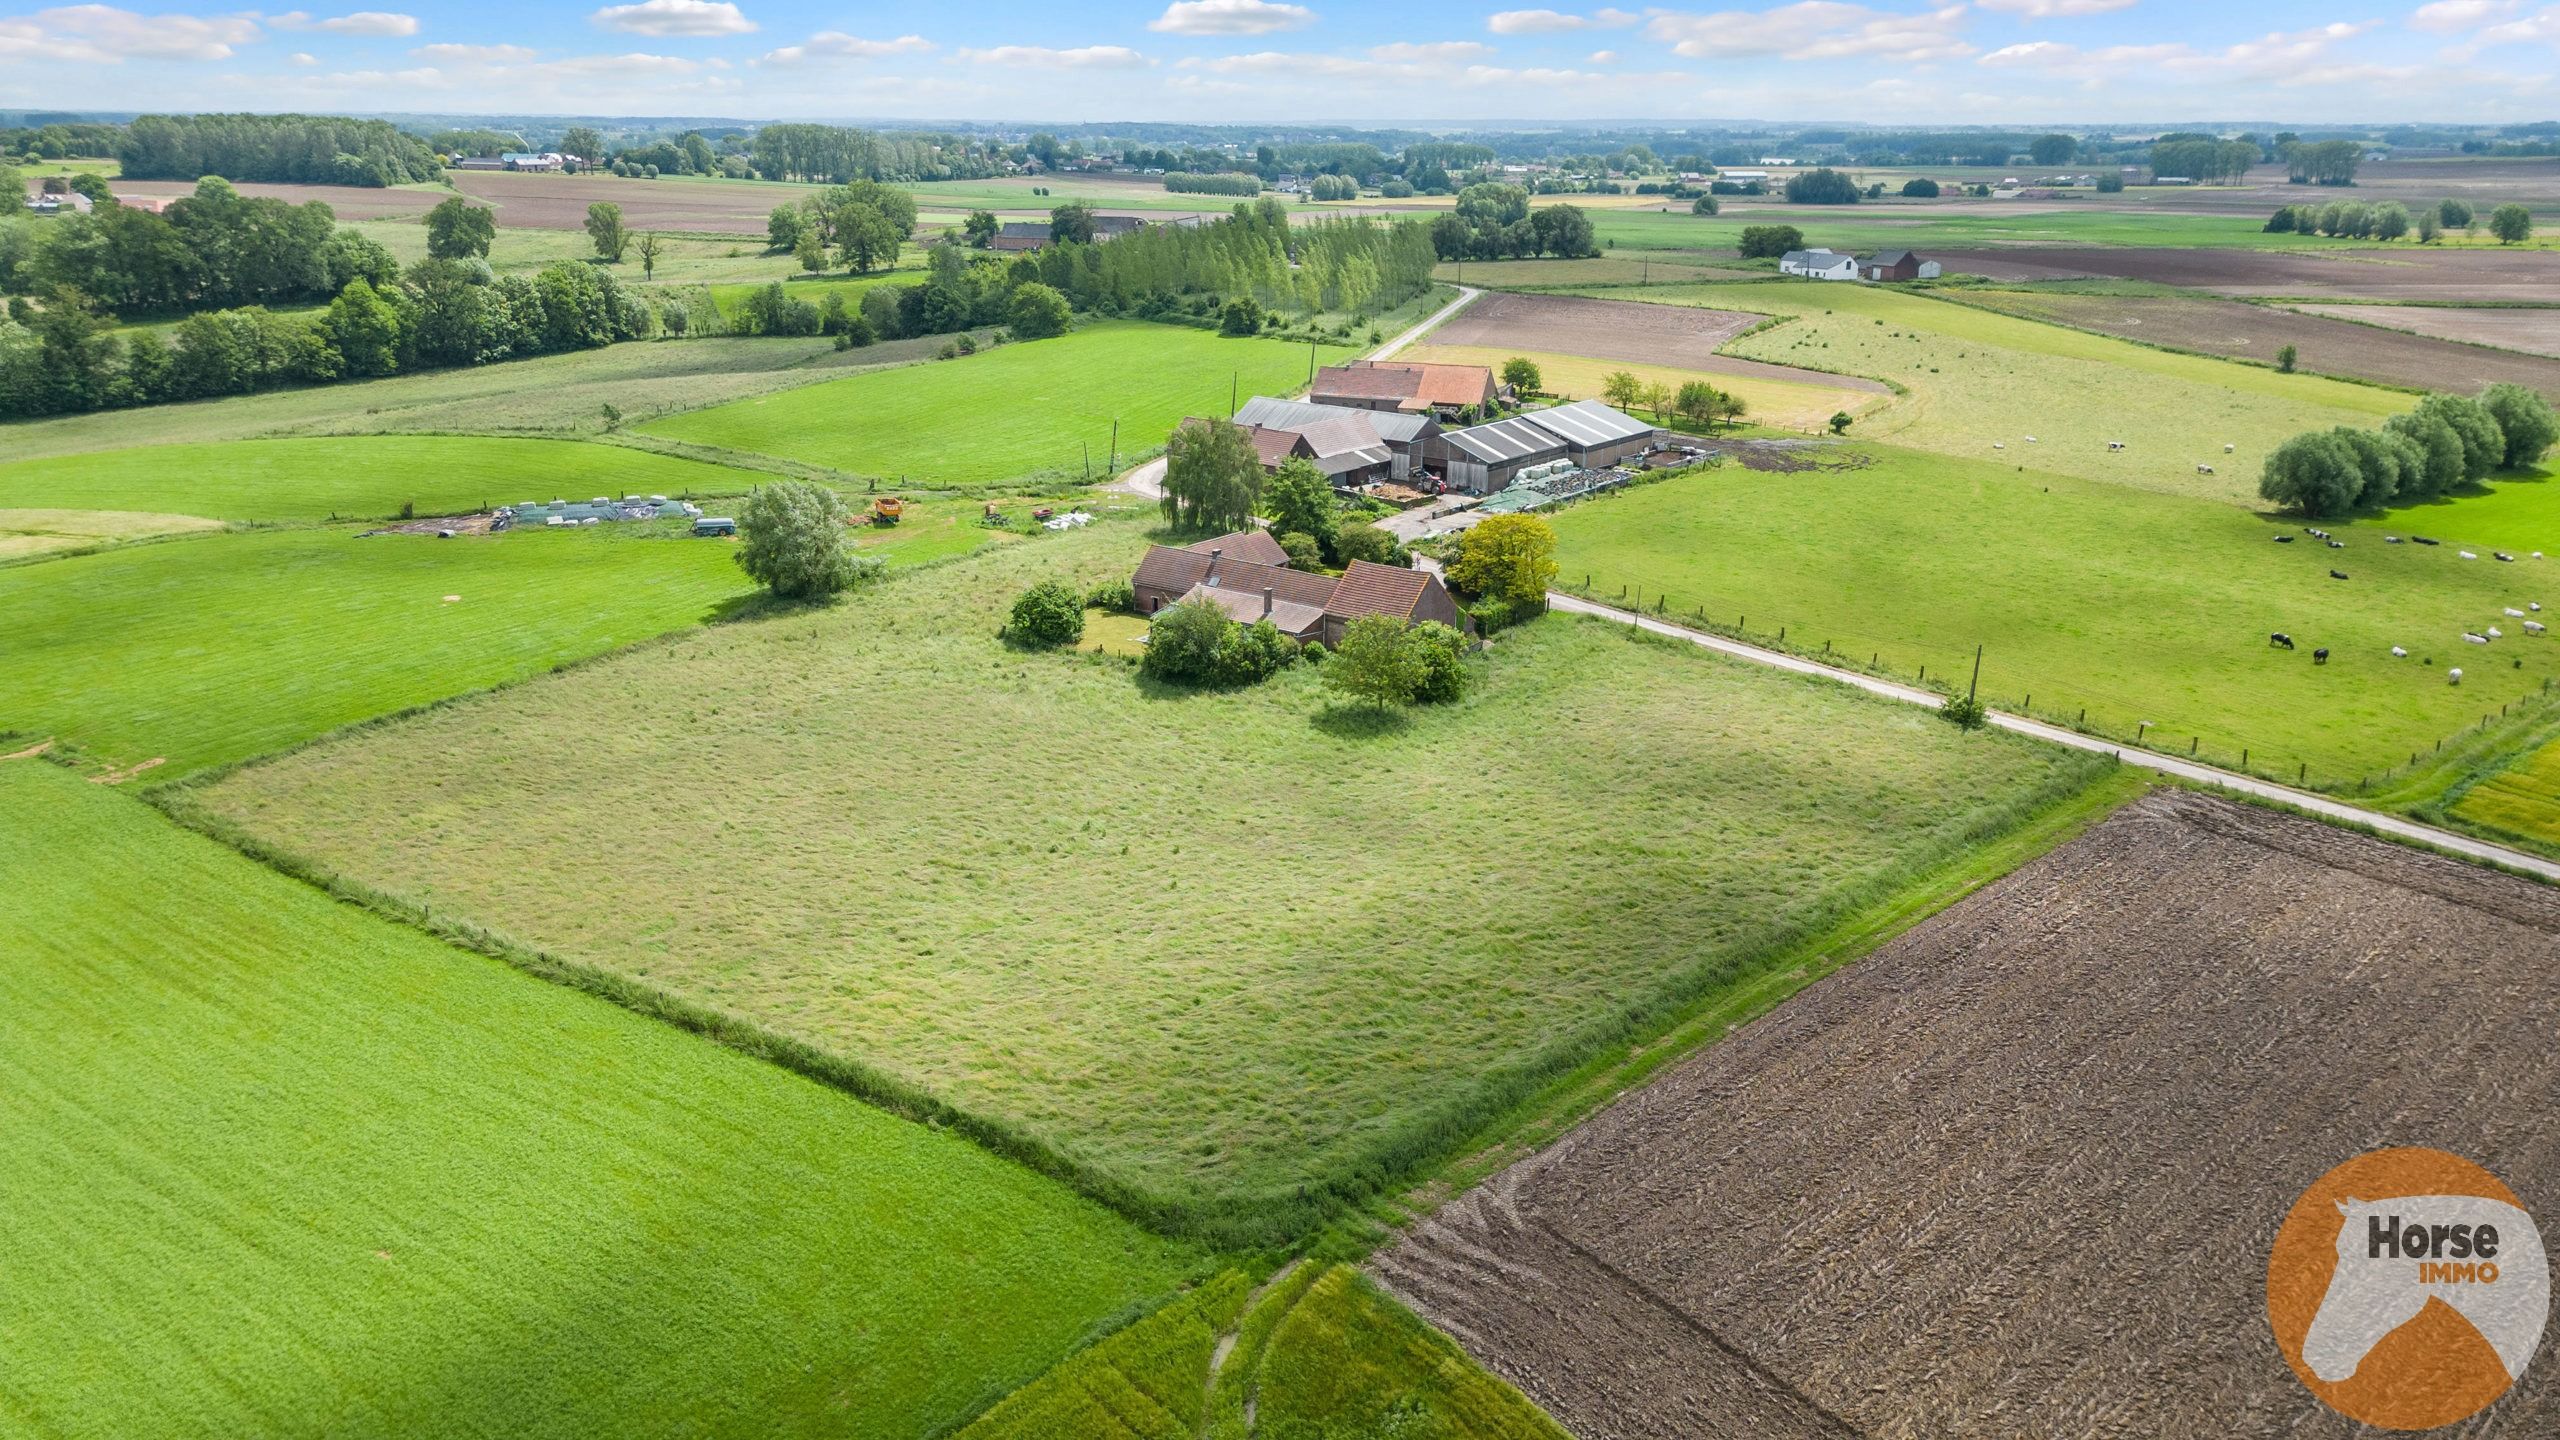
1548, 591, 2560, 883
1106, 286, 1483, 502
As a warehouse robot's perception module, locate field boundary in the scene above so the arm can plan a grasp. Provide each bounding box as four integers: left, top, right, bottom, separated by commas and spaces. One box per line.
1551, 590, 2560, 883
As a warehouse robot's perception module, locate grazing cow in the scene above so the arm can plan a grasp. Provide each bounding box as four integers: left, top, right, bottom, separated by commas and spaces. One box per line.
2313, 648, 2330, 664
2533, 602, 2545, 611
2107, 440, 2126, 451
2270, 632, 2296, 650
2385, 535, 2403, 544
2495, 551, 2516, 562
2197, 463, 2216, 475
2330, 570, 2349, 581
2274, 534, 2296, 543
2391, 646, 2409, 657
2413, 536, 2439, 545
2328, 540, 2345, 549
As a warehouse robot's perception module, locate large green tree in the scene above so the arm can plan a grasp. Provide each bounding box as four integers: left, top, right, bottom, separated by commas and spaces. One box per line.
424, 197, 496, 260
1324, 615, 1425, 710
1262, 457, 1336, 553
2479, 383, 2558, 469
2258, 430, 2363, 517
322, 277, 403, 377
1161, 417, 1263, 532
735, 481, 871, 599
2489, 203, 2533, 244
585, 202, 628, 262
1447, 514, 1558, 607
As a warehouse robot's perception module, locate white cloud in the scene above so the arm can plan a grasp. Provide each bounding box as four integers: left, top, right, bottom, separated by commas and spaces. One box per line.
288, 48, 315, 63
2, 4, 261, 61
1370, 39, 1495, 59
2467, 1, 2560, 45
271, 10, 420, 36
955, 43, 1150, 67
2407, 0, 2517, 30
1980, 22, 2380, 76
411, 41, 536, 61
1588, 46, 1619, 60
537, 50, 705, 75
1149, 0, 1315, 34
1974, 0, 2136, 15
761, 31, 932, 63
1647, 3, 1973, 61
1488, 7, 1635, 32
588, 0, 754, 37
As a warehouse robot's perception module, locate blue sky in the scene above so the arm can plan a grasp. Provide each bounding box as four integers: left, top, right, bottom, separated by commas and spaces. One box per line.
0, 0, 2552, 123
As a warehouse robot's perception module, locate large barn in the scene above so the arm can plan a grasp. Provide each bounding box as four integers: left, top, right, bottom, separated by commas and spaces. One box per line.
1234, 396, 1442, 481
1438, 400, 1658, 494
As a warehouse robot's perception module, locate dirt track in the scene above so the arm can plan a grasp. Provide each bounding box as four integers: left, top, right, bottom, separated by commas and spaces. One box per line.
1373, 789, 2560, 1440
1429, 291, 1892, 393
1935, 245, 2560, 301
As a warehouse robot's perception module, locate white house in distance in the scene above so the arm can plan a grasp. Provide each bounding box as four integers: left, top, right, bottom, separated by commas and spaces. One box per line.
1779, 248, 1860, 281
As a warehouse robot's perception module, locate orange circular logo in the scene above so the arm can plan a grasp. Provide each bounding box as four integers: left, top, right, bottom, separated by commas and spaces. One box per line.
2267, 1148, 2550, 1429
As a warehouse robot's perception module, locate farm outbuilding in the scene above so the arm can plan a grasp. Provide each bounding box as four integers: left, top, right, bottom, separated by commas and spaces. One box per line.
1234, 396, 1441, 481
1311, 360, 1499, 419
1778, 249, 1860, 281
1514, 400, 1658, 469
1859, 250, 1942, 282
1440, 415, 1571, 495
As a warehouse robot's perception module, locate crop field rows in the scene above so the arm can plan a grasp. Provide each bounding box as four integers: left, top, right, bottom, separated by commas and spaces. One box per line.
1375, 789, 2560, 1439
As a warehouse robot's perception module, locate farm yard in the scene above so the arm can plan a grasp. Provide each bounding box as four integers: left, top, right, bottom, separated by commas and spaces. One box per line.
189, 517, 2108, 1237
1373, 789, 2560, 1440
1543, 445, 2560, 784
1946, 288, 2560, 398
0, 759, 1200, 1440
1581, 281, 2406, 499
2287, 303, 2560, 360
643, 322, 1361, 486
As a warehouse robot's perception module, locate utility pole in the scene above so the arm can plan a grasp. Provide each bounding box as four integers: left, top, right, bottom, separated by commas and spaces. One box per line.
1967, 644, 1983, 703
1307, 334, 1317, 386
1230, 371, 1237, 417
1109, 418, 1118, 473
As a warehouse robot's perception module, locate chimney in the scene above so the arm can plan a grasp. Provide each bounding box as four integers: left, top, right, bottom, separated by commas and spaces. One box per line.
1262, 587, 1274, 617
1207, 547, 1223, 583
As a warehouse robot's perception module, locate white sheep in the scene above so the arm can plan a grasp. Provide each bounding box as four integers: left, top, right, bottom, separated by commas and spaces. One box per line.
2461, 550, 2479, 559
1993, 442, 2006, 450
2464, 632, 2490, 644
2507, 608, 2526, 618
2528, 621, 2548, 634
2390, 645, 2408, 658
2024, 435, 2038, 443
2533, 602, 2544, 612
2223, 443, 2235, 453
2489, 626, 2505, 639
2450, 667, 2464, 685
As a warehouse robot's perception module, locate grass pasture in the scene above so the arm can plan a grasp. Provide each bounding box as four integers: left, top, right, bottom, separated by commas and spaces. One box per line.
0, 507, 223, 561
194, 517, 2107, 1237
1572, 281, 2407, 500
0, 759, 1199, 1440
643, 321, 1359, 486
1544, 444, 2560, 783
2450, 732, 2560, 852
0, 521, 754, 779
0, 436, 761, 523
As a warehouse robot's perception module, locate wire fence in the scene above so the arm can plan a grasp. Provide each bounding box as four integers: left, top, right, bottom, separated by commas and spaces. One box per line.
1557, 576, 2560, 797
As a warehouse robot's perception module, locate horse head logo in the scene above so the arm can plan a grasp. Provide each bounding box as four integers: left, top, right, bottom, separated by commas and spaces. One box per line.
2299, 1195, 2548, 1385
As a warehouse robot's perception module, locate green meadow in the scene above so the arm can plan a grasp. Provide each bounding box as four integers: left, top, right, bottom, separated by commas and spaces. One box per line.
2451, 732, 2560, 852
1570, 280, 2405, 500
0, 759, 1200, 1440
1545, 445, 2560, 783
195, 518, 2105, 1238
0, 522, 753, 778
0, 436, 759, 523
643, 322, 1359, 486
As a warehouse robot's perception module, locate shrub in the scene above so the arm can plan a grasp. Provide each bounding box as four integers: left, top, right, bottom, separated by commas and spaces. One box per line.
1323, 615, 1424, 709
735, 481, 875, 599
2258, 430, 2365, 518
1736, 224, 1804, 259
1276, 530, 1323, 570
1900, 178, 1940, 198
1447, 514, 1559, 607
1784, 168, 1860, 205
1083, 577, 1136, 613
1406, 621, 1469, 703
1139, 598, 1231, 683
2095, 174, 2125, 193
1212, 618, 1294, 685
2276, 344, 2297, 373
1007, 282, 1072, 340
1941, 692, 1987, 729
1689, 194, 1719, 215
1331, 522, 1407, 568
1467, 595, 1515, 634
1007, 579, 1086, 648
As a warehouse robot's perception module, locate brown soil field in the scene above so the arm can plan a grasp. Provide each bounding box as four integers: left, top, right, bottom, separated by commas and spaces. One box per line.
108, 178, 449, 222
1428, 291, 1892, 393
449, 171, 816, 233
1373, 789, 2560, 1440
1935, 245, 2560, 301
1954, 290, 2560, 399
2141, 158, 2560, 216
2290, 304, 2560, 359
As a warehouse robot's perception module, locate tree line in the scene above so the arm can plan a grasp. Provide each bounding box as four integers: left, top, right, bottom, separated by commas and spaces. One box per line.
1427, 183, 1599, 261
1163, 171, 1264, 196
117, 114, 442, 188
0, 196, 657, 420
1, 176, 396, 315
743, 124, 1007, 184
2260, 386, 2556, 517
2266, 196, 2532, 244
